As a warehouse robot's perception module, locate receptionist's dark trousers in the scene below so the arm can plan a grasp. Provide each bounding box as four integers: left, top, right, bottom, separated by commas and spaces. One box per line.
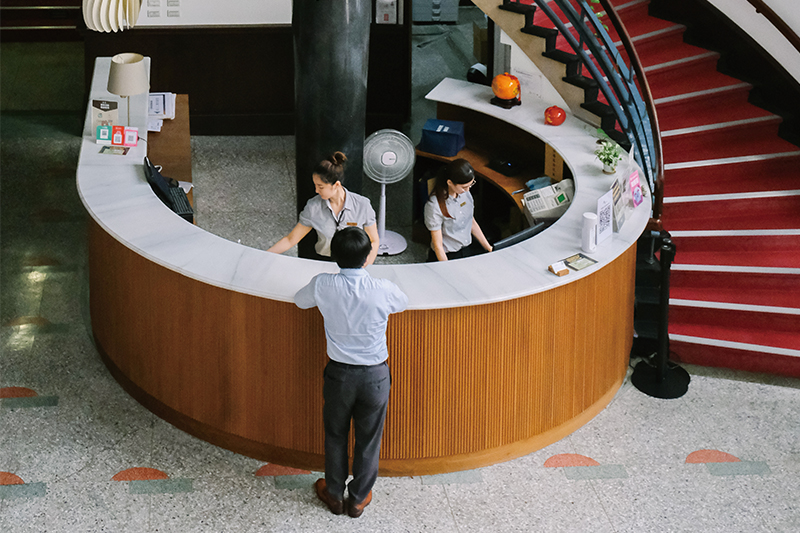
323, 360, 391, 504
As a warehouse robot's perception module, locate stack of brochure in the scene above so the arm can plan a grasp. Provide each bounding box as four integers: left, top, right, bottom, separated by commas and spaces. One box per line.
148, 92, 176, 132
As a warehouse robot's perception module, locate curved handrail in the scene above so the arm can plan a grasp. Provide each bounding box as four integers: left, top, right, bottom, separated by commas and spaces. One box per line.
596, 0, 663, 227
745, 0, 800, 52
532, 0, 664, 228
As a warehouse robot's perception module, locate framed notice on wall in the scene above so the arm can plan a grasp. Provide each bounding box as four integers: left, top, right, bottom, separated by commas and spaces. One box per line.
137, 0, 292, 26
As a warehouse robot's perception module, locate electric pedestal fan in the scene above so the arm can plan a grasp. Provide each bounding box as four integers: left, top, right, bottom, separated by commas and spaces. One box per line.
363, 129, 416, 255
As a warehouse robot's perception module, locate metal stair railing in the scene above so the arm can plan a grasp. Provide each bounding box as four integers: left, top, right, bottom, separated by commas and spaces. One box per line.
530, 0, 664, 227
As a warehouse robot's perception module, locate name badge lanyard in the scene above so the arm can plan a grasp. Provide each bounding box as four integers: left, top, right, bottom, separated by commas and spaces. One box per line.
331, 205, 347, 231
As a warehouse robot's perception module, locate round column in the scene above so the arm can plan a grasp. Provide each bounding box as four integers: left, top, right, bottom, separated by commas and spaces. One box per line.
293, 0, 370, 257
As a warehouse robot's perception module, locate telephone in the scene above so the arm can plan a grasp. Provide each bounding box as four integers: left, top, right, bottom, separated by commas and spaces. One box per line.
522, 179, 574, 225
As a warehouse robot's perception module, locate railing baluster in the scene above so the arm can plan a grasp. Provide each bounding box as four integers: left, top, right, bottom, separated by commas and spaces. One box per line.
531, 0, 663, 226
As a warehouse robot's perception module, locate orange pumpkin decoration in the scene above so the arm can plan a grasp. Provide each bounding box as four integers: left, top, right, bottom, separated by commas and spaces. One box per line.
544, 106, 566, 126
491, 72, 521, 101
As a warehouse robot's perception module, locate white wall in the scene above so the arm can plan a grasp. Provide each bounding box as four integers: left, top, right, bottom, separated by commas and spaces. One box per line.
500, 30, 568, 109
705, 0, 800, 83
136, 0, 291, 27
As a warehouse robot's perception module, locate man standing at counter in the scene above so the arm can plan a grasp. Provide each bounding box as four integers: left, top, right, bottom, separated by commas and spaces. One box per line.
294, 227, 408, 518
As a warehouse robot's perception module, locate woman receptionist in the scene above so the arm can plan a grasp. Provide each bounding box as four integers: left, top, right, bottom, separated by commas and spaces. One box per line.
268, 152, 380, 265
424, 159, 493, 262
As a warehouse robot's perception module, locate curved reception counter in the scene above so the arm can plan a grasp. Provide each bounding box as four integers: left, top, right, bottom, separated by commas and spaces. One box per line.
79, 61, 650, 475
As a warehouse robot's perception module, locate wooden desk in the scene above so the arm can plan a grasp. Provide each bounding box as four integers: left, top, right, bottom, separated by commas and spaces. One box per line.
147, 94, 193, 205
80, 70, 650, 476
417, 103, 570, 222
416, 146, 529, 212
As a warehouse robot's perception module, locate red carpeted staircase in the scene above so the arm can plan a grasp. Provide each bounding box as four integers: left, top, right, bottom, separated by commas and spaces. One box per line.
610, 0, 800, 376
474, 0, 800, 376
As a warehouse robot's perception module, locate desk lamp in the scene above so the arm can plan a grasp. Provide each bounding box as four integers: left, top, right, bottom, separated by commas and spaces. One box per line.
107, 53, 149, 127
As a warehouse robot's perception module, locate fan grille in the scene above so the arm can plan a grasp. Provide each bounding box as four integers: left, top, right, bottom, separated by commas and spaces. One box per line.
363, 129, 416, 184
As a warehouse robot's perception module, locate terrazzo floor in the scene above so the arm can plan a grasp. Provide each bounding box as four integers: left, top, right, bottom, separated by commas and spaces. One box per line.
3, 14, 800, 533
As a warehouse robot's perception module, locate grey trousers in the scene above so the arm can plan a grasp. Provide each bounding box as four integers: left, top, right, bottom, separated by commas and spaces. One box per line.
323, 360, 390, 504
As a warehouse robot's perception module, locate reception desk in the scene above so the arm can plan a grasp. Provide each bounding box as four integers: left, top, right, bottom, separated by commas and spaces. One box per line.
79, 60, 650, 475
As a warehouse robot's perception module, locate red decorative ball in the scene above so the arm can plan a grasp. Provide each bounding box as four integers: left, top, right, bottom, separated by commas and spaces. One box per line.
544, 106, 566, 126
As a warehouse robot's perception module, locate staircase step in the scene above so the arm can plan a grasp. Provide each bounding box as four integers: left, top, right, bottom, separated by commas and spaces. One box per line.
668, 233, 800, 266
656, 89, 776, 134
532, 2, 571, 29
671, 270, 800, 308
664, 156, 800, 196
669, 306, 799, 350
564, 74, 598, 90
663, 195, 800, 231
580, 99, 614, 118
522, 24, 558, 40
648, 60, 745, 103
619, 9, 684, 43
635, 33, 718, 74
662, 121, 795, 165
499, 0, 536, 15
543, 48, 579, 65
532, 1, 655, 55
669, 340, 800, 378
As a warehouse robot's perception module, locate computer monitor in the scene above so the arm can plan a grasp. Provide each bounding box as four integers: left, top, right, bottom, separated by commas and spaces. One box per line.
143, 156, 172, 205
492, 221, 547, 251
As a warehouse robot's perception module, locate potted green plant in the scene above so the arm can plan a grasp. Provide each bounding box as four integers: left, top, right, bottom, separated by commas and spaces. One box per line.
595, 140, 624, 174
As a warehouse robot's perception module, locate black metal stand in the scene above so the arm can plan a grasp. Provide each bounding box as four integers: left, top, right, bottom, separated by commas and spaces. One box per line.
490, 96, 522, 109
632, 237, 691, 399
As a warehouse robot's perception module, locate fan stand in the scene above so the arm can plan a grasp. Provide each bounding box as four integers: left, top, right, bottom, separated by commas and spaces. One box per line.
377, 182, 407, 255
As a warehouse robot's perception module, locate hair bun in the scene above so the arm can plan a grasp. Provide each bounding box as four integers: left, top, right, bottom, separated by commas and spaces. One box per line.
331, 151, 347, 166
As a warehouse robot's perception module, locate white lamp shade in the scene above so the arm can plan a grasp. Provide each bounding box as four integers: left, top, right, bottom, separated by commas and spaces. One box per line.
107, 53, 149, 96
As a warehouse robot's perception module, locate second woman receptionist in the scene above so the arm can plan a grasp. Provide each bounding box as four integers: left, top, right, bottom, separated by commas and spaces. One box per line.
424, 159, 492, 262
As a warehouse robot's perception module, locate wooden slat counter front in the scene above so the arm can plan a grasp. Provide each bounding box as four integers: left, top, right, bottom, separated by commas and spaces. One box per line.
79, 67, 650, 475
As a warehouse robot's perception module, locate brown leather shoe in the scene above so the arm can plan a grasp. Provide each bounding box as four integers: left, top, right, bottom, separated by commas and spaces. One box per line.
347, 491, 372, 518
314, 478, 344, 515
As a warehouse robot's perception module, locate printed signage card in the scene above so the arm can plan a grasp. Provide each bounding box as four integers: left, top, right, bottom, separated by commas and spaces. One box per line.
629, 170, 643, 207
92, 100, 118, 131
111, 126, 125, 146
96, 125, 112, 145
563, 253, 598, 271
597, 189, 613, 244
611, 178, 627, 232
123, 127, 139, 147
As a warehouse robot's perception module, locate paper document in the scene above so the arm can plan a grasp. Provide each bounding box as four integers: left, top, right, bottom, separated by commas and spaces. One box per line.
149, 92, 176, 120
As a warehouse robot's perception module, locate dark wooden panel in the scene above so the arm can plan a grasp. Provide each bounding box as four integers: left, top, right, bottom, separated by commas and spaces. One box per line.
84, 23, 411, 135
146, 94, 191, 183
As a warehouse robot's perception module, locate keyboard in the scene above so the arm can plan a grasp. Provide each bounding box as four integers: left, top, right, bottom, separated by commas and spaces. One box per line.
168, 186, 194, 223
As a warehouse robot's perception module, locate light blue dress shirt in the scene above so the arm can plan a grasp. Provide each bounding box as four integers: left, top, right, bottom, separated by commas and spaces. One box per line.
294, 268, 408, 366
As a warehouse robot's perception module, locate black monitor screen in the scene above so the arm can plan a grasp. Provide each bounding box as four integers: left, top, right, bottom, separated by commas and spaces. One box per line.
143, 156, 172, 204
493, 221, 547, 251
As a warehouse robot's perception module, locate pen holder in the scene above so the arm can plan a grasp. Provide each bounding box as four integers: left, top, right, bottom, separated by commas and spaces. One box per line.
582, 212, 598, 253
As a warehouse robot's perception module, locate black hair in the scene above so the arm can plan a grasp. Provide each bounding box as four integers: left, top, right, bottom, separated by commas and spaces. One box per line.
313, 151, 347, 185
432, 159, 475, 218
331, 226, 372, 269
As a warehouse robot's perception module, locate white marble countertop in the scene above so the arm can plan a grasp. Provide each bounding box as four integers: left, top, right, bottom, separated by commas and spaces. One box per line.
77, 65, 650, 310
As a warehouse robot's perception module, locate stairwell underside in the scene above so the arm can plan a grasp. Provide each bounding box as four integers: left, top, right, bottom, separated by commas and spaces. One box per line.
472, 0, 604, 127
